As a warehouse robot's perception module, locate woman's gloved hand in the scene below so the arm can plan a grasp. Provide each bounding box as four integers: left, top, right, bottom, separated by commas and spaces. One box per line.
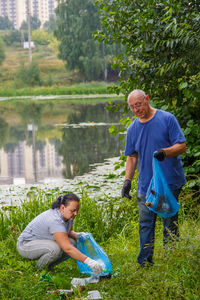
84, 257, 103, 274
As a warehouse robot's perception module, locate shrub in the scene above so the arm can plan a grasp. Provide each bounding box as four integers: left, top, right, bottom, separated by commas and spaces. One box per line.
3, 30, 22, 46
15, 61, 42, 87
31, 29, 50, 45
74, 191, 138, 242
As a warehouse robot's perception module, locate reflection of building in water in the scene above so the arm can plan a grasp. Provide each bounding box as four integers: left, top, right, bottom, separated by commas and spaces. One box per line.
0, 139, 63, 184
8, 142, 25, 177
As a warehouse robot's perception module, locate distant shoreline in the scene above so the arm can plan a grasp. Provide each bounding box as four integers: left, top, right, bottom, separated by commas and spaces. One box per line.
0, 94, 123, 102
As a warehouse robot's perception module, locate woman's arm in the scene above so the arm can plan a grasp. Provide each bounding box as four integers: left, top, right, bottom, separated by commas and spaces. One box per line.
53, 232, 87, 262
53, 231, 104, 274
68, 229, 78, 241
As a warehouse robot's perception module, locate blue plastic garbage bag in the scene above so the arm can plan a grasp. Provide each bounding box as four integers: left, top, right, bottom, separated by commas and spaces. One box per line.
145, 155, 180, 218
76, 233, 112, 275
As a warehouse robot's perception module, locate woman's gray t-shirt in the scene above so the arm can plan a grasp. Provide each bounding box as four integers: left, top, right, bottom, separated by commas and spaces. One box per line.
18, 208, 73, 242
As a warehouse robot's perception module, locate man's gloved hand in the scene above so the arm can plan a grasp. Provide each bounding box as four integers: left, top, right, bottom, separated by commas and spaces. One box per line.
121, 179, 132, 199
77, 232, 89, 241
84, 257, 103, 274
154, 149, 166, 161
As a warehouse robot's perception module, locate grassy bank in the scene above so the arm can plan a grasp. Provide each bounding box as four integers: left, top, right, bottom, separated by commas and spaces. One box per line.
0, 45, 75, 89
0, 82, 117, 97
0, 45, 118, 98
0, 185, 199, 299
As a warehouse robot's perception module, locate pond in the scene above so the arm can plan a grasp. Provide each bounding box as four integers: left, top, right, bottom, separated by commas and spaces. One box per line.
0, 97, 125, 185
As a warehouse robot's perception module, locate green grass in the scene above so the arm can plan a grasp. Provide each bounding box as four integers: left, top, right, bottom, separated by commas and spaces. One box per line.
0, 96, 123, 111
0, 186, 199, 299
0, 44, 118, 97
0, 81, 118, 98
0, 45, 69, 88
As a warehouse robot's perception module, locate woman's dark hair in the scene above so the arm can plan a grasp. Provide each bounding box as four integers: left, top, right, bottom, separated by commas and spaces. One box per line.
51, 193, 80, 209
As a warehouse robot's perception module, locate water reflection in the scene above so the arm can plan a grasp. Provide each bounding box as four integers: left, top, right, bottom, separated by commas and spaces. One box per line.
0, 99, 124, 184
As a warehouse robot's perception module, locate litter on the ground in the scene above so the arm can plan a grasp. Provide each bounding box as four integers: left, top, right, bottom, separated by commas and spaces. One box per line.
47, 289, 73, 295
99, 272, 111, 280
39, 273, 52, 281
46, 289, 73, 299
84, 290, 102, 299
46, 269, 112, 297
71, 276, 99, 287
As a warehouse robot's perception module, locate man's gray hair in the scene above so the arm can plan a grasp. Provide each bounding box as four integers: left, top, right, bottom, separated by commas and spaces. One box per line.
127, 89, 146, 103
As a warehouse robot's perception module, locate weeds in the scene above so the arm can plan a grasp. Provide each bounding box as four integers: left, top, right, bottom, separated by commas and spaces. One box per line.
0, 186, 199, 299
0, 84, 113, 97
0, 44, 114, 93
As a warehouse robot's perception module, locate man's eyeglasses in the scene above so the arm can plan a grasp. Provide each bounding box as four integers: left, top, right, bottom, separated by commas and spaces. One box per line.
129, 102, 144, 110
129, 96, 146, 110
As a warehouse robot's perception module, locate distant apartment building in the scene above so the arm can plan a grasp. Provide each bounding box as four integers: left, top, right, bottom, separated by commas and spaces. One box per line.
0, 0, 58, 29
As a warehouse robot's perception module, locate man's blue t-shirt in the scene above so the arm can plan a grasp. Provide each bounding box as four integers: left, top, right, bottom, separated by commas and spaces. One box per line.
125, 109, 186, 194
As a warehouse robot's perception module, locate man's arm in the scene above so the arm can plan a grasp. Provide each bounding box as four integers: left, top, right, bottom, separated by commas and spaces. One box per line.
125, 153, 138, 180
154, 142, 186, 161
163, 142, 186, 157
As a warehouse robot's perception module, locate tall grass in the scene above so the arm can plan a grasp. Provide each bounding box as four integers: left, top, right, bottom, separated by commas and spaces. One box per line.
0, 44, 115, 93
74, 190, 139, 242
0, 82, 113, 97
0, 186, 199, 299
0, 187, 137, 242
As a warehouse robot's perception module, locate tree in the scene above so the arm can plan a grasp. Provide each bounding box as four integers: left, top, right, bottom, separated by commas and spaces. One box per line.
43, 15, 57, 33
31, 29, 50, 45
30, 16, 41, 31
96, 0, 200, 187
2, 30, 22, 46
54, 0, 119, 81
20, 16, 41, 31
0, 37, 5, 65
16, 61, 42, 87
20, 20, 28, 31
0, 16, 14, 30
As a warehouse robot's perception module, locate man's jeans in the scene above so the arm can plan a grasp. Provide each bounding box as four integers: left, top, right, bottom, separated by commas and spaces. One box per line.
137, 189, 180, 266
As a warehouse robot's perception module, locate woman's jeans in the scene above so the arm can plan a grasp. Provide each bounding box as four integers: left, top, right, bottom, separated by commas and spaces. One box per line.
137, 189, 180, 266
17, 238, 76, 269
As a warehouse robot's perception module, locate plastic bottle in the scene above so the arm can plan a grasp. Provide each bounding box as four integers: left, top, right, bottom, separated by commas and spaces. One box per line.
162, 201, 171, 213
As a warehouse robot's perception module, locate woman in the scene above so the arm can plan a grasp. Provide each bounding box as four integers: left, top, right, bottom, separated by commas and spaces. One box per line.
17, 193, 103, 273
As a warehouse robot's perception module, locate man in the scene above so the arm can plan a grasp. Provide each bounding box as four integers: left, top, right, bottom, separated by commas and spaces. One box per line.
121, 89, 186, 267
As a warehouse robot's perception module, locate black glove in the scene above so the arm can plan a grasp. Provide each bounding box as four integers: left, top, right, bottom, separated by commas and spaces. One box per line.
154, 149, 166, 161
122, 179, 132, 199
